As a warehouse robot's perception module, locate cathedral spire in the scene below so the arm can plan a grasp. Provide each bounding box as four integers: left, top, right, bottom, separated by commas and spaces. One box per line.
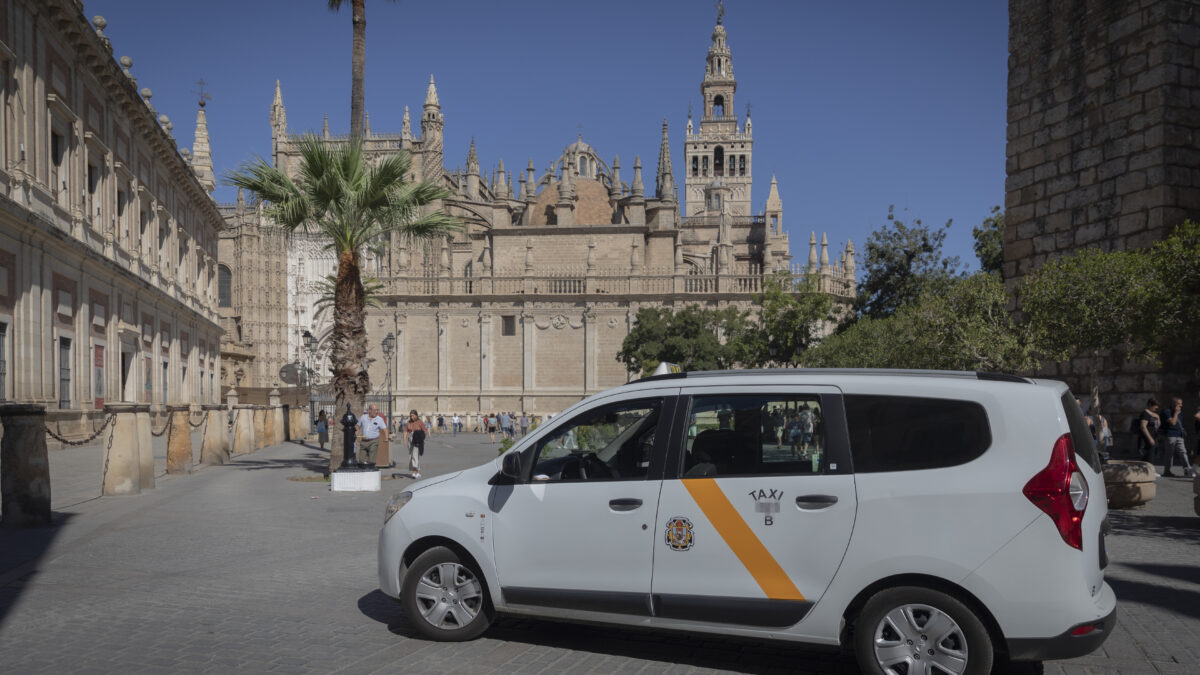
401, 106, 412, 141
820, 232, 830, 271
322, 113, 330, 139
270, 79, 286, 131
807, 232, 818, 272
364, 110, 371, 137
496, 158, 507, 197
424, 74, 440, 109
655, 118, 675, 202
466, 138, 479, 175
631, 156, 644, 198
192, 105, 215, 193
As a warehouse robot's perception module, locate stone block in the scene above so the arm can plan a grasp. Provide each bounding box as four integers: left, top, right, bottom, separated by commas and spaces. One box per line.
1, 404, 53, 526
101, 404, 141, 497
199, 406, 230, 466
135, 407, 155, 490
1106, 481, 1156, 509
167, 407, 193, 475
1116, 171, 1148, 194
331, 469, 381, 492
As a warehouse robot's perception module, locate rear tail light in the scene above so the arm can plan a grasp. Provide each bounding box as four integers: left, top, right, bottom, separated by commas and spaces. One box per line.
1023, 433, 1088, 550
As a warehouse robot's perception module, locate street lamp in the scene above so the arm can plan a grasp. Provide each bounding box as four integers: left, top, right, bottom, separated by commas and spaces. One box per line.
303, 330, 319, 431
381, 332, 395, 424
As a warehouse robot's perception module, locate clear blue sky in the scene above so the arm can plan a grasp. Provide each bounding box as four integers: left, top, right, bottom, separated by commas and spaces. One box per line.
92, 0, 1009, 272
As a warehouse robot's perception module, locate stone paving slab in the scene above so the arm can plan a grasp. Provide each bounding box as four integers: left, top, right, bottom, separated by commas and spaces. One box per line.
0, 430, 1197, 673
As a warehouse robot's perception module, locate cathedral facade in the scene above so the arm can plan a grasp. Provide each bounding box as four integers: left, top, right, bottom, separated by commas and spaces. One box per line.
223, 13, 856, 415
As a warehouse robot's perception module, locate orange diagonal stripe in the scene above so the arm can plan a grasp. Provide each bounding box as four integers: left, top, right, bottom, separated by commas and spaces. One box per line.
683, 478, 806, 602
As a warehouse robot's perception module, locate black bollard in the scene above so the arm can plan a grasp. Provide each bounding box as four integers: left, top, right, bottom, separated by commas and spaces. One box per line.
339, 404, 359, 470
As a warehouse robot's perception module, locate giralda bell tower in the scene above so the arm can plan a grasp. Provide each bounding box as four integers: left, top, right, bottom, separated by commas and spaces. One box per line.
684, 3, 753, 217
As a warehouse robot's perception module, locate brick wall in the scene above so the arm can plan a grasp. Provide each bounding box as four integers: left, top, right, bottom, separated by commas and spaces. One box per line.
1006, 0, 1200, 443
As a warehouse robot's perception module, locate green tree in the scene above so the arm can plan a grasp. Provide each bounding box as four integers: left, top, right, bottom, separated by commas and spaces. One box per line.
806, 273, 1033, 372
972, 206, 1005, 275
1149, 220, 1200, 353
618, 305, 745, 376
228, 137, 459, 471
856, 205, 963, 320
328, 0, 396, 143
735, 273, 833, 367
1020, 247, 1159, 363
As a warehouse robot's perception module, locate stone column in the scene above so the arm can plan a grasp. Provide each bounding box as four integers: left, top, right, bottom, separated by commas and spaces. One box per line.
263, 406, 276, 448
253, 406, 266, 450
232, 404, 255, 455
101, 403, 142, 496
1, 404, 53, 526
166, 406, 193, 474
134, 405, 155, 490
198, 404, 230, 465
269, 389, 284, 446
377, 436, 392, 468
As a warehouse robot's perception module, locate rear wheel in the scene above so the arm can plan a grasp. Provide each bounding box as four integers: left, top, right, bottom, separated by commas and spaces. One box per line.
401, 546, 492, 641
854, 586, 993, 675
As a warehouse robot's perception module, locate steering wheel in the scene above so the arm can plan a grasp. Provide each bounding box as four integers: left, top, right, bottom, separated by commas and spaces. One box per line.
579, 453, 613, 480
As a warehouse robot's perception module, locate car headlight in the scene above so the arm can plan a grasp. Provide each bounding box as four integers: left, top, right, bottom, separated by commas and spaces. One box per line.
384, 491, 413, 523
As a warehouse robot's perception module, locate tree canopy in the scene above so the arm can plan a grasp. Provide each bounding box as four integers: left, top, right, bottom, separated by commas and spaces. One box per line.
855, 205, 963, 320
972, 206, 1005, 275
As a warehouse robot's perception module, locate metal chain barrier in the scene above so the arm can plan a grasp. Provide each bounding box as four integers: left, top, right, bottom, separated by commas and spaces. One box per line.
228, 408, 240, 432
150, 414, 172, 438
187, 410, 206, 429
44, 413, 116, 447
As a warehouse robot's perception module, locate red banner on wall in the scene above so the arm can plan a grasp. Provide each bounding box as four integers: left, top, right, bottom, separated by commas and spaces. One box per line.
94, 345, 104, 409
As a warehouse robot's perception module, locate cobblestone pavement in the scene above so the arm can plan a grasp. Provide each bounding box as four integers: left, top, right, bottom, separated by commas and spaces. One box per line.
0, 431, 1196, 674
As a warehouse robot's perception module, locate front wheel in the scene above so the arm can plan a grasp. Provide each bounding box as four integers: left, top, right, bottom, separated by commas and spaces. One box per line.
401, 546, 493, 641
854, 586, 993, 675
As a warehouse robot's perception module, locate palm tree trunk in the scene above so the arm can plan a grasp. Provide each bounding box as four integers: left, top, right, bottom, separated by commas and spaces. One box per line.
349, 0, 366, 143
329, 249, 370, 474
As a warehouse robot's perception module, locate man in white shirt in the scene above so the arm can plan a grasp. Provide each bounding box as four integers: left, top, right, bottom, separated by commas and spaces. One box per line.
451, 413, 461, 436
356, 404, 389, 465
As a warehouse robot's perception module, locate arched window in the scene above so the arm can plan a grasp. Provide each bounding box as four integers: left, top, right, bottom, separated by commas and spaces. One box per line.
739, 155, 746, 176
218, 265, 232, 308
713, 95, 725, 117
692, 156, 699, 177
714, 146, 725, 177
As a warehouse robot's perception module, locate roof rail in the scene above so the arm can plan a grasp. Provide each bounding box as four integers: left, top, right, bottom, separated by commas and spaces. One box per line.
975, 371, 1034, 384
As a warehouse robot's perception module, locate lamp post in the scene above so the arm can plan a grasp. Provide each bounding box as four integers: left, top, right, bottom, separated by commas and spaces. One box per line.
381, 332, 395, 424
303, 330, 318, 432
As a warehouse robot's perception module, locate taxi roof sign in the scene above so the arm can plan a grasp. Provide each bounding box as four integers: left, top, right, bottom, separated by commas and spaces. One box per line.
651, 362, 684, 377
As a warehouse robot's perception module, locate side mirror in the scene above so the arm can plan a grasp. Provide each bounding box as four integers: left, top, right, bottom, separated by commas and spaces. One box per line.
500, 452, 524, 481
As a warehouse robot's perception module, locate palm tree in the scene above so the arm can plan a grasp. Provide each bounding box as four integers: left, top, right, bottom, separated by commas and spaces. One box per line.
228, 136, 459, 472
328, 0, 396, 143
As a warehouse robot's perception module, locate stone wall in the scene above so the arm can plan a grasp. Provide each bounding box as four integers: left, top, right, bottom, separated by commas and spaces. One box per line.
1006, 0, 1200, 442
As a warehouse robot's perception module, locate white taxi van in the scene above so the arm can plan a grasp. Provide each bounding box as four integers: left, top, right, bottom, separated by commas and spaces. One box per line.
378, 369, 1116, 674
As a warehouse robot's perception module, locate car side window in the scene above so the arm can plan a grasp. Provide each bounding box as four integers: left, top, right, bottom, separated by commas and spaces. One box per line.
531, 399, 661, 482
682, 394, 826, 477
844, 394, 991, 473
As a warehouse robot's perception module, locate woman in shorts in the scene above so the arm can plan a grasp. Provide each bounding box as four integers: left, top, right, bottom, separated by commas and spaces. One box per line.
316, 410, 329, 450
488, 413, 497, 442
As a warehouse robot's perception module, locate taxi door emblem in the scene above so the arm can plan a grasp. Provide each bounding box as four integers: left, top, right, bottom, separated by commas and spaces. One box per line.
750, 488, 782, 525
664, 516, 695, 551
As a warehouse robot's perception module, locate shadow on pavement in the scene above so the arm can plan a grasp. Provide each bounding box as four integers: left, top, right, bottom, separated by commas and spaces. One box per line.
1107, 575, 1200, 621
1118, 562, 1200, 587
1106, 511, 1200, 544
0, 512, 75, 627
230, 451, 329, 474
356, 589, 859, 673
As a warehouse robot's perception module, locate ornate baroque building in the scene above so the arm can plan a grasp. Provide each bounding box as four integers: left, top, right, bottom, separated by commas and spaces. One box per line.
0, 0, 224, 440
223, 11, 856, 413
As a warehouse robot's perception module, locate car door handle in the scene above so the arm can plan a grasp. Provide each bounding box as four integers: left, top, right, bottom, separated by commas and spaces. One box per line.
609, 498, 643, 511
795, 494, 838, 510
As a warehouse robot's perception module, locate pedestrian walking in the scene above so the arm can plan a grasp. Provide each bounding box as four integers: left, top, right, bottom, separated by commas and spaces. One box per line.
452, 413, 461, 436
1159, 397, 1194, 477
519, 413, 529, 438
405, 410, 427, 479
316, 410, 329, 451
488, 413, 497, 443
436, 414, 446, 434
1135, 398, 1161, 462
355, 404, 389, 465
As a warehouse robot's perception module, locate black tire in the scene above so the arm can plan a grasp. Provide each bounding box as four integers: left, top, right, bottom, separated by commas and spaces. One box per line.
853, 586, 993, 675
401, 546, 493, 641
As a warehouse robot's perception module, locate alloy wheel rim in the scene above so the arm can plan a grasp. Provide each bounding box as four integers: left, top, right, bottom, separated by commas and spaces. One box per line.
414, 562, 483, 630
872, 603, 968, 675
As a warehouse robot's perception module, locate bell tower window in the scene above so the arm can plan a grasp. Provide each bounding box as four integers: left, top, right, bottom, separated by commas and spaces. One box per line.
713, 95, 724, 117
714, 147, 724, 177
692, 156, 699, 177
739, 155, 746, 176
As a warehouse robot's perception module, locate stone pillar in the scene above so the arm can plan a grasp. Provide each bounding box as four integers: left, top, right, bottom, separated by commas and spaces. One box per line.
269, 388, 284, 446
101, 403, 142, 497
166, 406, 193, 474
226, 388, 239, 408
263, 407, 276, 448
377, 437, 392, 468
233, 404, 255, 455
198, 404, 230, 465
134, 405, 155, 490
1, 404, 53, 526
253, 406, 266, 450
